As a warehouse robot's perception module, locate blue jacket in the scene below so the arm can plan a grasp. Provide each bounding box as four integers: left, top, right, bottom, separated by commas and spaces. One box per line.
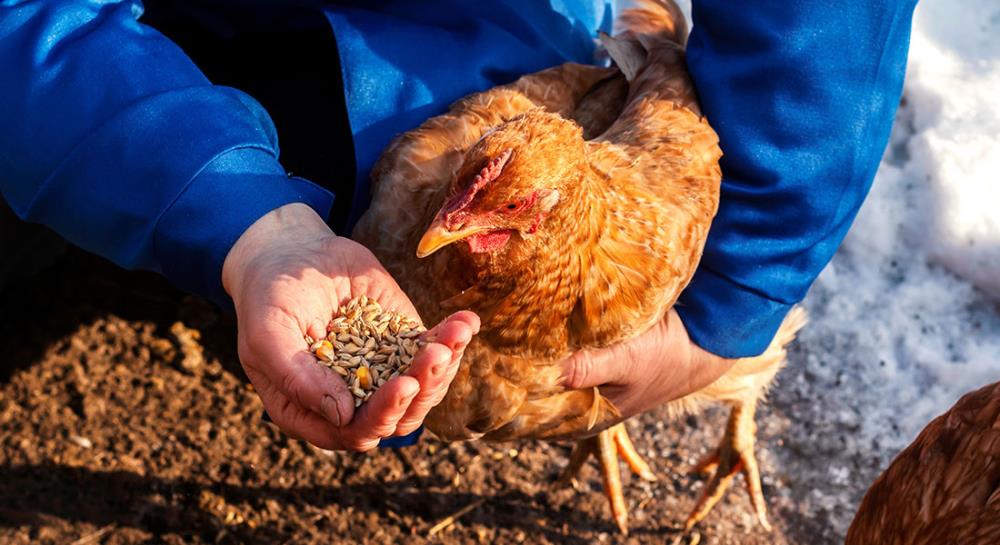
0, 0, 916, 358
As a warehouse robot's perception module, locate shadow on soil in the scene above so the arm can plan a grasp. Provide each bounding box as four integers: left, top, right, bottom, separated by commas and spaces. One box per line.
0, 462, 654, 544
0, 247, 241, 385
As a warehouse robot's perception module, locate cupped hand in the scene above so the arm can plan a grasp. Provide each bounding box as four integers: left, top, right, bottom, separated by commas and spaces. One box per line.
558, 309, 733, 419
222, 203, 480, 451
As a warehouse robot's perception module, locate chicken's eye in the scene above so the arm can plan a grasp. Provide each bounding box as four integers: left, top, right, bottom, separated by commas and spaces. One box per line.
501, 200, 524, 213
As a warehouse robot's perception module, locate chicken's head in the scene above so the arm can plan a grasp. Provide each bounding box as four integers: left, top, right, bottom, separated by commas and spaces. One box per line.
416, 110, 585, 260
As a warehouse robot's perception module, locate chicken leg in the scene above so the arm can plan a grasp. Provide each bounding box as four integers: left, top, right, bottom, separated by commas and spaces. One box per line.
558, 422, 657, 535
684, 400, 771, 531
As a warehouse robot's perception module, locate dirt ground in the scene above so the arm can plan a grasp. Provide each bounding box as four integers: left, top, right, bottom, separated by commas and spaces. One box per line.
0, 247, 840, 545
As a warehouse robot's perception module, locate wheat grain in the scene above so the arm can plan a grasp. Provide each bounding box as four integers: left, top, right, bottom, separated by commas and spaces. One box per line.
306, 297, 426, 404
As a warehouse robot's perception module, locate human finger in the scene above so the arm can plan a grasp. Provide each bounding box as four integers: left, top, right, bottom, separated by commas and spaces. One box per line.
242, 309, 356, 427
425, 311, 481, 343
337, 375, 420, 451
394, 312, 478, 434
248, 368, 345, 450
393, 343, 455, 435
557, 343, 628, 390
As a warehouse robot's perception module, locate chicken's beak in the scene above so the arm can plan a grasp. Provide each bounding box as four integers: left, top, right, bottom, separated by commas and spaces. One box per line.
416, 219, 487, 258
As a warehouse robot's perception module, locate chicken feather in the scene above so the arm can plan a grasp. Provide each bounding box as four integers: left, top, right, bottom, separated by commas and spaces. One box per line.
353, 0, 718, 441
353, 0, 801, 533
847, 380, 1000, 545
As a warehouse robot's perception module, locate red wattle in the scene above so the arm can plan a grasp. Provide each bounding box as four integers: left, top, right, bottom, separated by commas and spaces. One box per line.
466, 230, 513, 253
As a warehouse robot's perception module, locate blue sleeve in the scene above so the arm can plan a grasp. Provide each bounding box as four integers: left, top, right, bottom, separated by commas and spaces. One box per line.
0, 0, 334, 308
675, 0, 918, 357
325, 0, 614, 228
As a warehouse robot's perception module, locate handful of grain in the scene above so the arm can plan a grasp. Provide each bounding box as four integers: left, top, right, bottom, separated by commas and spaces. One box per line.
306, 296, 426, 406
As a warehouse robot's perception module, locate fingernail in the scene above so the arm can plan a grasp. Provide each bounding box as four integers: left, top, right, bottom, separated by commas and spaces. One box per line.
322, 395, 342, 427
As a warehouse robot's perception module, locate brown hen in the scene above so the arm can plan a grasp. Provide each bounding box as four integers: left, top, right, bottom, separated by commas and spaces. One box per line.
353, 0, 804, 534
846, 380, 1000, 545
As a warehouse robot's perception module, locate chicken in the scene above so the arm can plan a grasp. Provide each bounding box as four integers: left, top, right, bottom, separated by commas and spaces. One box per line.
846, 380, 1000, 545
353, 0, 805, 534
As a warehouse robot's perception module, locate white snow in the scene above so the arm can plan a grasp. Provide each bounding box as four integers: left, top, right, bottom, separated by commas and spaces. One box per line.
765, 0, 1000, 540
807, 0, 1000, 458
903, 0, 1000, 300
669, 0, 1000, 541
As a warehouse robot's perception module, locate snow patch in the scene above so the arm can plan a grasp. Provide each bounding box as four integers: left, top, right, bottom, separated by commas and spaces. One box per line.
903, 0, 1000, 299
771, 0, 1000, 540
635, 2, 1000, 542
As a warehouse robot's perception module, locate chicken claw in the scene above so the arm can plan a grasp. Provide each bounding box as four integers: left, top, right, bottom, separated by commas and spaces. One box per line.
557, 422, 656, 535
685, 401, 771, 532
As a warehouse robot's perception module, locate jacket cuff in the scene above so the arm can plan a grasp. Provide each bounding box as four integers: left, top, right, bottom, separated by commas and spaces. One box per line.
154, 146, 334, 309
676, 267, 793, 359
378, 426, 423, 448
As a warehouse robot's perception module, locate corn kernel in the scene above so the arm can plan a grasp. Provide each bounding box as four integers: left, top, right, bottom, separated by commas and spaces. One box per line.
357, 366, 372, 389
313, 340, 335, 362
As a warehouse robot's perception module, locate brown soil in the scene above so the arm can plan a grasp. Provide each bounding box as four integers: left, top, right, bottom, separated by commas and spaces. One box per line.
0, 248, 821, 544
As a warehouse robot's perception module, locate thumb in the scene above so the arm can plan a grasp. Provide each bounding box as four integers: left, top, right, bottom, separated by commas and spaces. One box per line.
244, 314, 356, 427
558, 344, 625, 390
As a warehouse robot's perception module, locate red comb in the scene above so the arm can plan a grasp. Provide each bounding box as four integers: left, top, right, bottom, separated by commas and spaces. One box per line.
442, 148, 513, 228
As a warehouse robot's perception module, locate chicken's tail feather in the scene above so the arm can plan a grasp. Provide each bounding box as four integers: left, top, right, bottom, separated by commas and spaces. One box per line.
485, 388, 621, 442
587, 386, 602, 431
665, 306, 808, 416
730, 305, 808, 388
603, 0, 688, 82
764, 306, 809, 357
616, 0, 688, 47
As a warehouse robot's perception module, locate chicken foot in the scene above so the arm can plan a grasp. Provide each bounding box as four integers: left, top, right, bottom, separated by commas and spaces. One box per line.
684, 400, 771, 532
557, 422, 656, 535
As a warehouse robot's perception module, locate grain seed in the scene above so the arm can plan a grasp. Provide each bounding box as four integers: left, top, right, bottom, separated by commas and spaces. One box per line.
306, 297, 426, 405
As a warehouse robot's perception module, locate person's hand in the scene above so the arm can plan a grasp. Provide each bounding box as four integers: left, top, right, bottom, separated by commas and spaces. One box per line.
558, 309, 733, 419
222, 203, 480, 451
